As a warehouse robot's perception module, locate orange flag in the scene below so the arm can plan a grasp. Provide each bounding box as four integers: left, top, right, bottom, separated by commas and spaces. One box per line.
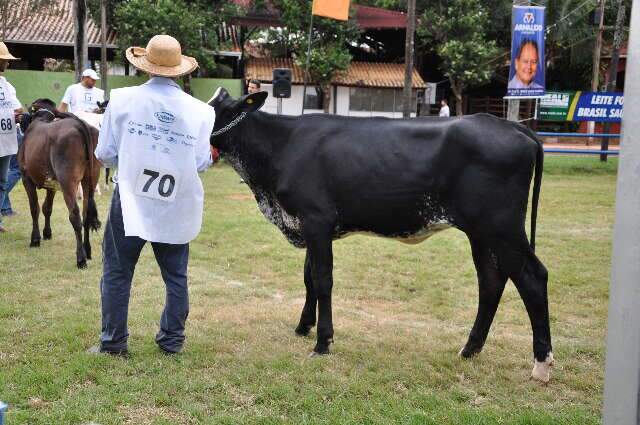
312, 0, 350, 21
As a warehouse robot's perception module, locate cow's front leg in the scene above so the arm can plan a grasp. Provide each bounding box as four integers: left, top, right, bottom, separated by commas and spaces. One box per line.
302, 220, 334, 355
295, 250, 317, 336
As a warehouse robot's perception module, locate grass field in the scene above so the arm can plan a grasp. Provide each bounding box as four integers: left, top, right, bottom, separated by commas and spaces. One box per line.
0, 156, 617, 424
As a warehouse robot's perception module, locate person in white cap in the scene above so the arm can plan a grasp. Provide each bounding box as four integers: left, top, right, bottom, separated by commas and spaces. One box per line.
90, 35, 216, 356
59, 69, 104, 113
0, 42, 23, 233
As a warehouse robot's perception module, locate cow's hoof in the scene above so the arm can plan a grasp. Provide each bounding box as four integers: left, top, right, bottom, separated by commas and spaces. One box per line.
531, 352, 554, 384
30, 240, 40, 248
295, 324, 313, 336
308, 349, 330, 358
313, 340, 332, 355
43, 229, 52, 240
458, 345, 482, 359
77, 259, 88, 269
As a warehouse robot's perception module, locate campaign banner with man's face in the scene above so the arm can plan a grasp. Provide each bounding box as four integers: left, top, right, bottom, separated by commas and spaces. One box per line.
507, 6, 545, 98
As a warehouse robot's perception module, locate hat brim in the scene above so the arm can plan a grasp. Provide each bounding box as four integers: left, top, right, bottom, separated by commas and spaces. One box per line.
0, 53, 20, 60
126, 47, 197, 78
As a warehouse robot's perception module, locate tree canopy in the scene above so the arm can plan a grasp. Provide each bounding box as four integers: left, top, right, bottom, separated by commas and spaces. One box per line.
251, 0, 361, 112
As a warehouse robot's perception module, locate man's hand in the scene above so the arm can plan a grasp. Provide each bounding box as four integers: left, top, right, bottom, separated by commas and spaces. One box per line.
211, 146, 220, 163
58, 102, 68, 113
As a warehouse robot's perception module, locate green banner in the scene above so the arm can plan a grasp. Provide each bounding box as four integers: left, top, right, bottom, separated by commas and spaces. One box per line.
538, 91, 575, 121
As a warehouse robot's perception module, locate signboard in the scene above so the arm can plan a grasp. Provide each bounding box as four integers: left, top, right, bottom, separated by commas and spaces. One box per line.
538, 91, 575, 121
537, 91, 624, 122
507, 6, 546, 98
568, 91, 624, 122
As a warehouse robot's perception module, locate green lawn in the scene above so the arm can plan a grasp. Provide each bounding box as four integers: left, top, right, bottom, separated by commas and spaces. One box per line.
0, 156, 616, 424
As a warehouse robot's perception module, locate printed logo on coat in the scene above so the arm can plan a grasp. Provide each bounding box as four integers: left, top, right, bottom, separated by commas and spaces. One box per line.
154, 111, 175, 124
85, 93, 93, 102
151, 134, 161, 140
0, 88, 5, 101
128, 127, 136, 134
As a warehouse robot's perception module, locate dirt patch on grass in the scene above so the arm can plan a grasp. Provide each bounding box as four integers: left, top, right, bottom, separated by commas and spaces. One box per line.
226, 194, 254, 201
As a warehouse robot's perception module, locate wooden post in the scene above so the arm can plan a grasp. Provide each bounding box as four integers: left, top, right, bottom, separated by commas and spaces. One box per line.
100, 0, 108, 96
588, 0, 606, 141
402, 0, 416, 118
600, 0, 626, 162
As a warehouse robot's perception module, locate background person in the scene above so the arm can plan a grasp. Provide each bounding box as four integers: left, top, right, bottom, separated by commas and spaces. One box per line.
247, 79, 261, 94
59, 69, 105, 113
0, 42, 23, 233
1, 125, 23, 216
508, 39, 543, 90
90, 35, 216, 356
438, 99, 450, 117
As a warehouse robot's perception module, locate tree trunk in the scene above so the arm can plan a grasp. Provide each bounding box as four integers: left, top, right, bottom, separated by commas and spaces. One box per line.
73, 0, 88, 82
322, 83, 331, 114
100, 0, 108, 96
450, 78, 463, 116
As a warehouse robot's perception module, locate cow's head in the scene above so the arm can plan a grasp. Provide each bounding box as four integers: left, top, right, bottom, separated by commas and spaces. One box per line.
28, 98, 57, 124
208, 87, 267, 148
94, 100, 109, 114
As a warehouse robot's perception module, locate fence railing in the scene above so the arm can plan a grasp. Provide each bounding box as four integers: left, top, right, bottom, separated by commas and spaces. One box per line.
538, 132, 620, 156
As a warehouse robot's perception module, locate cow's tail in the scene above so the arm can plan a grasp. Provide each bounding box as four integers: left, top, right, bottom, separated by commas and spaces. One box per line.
75, 116, 101, 231
517, 125, 544, 252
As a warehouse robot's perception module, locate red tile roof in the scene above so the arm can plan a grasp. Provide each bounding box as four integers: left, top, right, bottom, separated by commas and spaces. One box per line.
245, 57, 425, 88
5, 0, 117, 48
229, 1, 407, 29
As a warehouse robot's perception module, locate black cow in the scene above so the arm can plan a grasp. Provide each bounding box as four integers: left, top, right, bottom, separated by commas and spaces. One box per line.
208, 88, 553, 383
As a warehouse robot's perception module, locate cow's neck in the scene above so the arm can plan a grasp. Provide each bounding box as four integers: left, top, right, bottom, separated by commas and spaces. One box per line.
221, 111, 292, 190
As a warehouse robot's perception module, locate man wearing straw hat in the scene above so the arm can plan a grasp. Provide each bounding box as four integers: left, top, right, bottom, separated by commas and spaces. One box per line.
91, 35, 216, 355
0, 42, 23, 234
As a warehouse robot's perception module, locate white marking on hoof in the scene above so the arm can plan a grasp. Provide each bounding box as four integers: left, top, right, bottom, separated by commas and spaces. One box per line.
458, 347, 465, 357
308, 351, 320, 358
531, 352, 554, 384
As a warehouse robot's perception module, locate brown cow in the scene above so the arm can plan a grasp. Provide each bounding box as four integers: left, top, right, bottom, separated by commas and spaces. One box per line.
18, 99, 101, 268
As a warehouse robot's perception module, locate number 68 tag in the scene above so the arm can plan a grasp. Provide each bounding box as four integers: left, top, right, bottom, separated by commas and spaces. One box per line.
134, 166, 181, 202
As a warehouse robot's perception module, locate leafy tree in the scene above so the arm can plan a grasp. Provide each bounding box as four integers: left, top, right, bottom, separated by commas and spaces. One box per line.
417, 0, 499, 115
253, 0, 361, 113
114, 0, 231, 76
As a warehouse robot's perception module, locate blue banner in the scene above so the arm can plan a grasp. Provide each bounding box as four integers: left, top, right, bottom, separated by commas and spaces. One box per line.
507, 6, 546, 98
568, 91, 624, 122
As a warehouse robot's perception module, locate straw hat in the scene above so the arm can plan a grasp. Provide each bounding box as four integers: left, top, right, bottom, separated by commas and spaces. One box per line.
125, 35, 197, 78
0, 42, 19, 60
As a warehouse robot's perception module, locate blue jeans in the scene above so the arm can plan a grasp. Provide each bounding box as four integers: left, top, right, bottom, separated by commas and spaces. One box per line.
100, 187, 190, 353
0, 155, 10, 225
1, 130, 23, 214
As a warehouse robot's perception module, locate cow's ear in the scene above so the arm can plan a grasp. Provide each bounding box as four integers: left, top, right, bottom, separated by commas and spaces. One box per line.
208, 87, 229, 107
239, 91, 267, 112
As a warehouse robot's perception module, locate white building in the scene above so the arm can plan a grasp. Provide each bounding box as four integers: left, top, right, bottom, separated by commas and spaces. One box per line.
245, 58, 427, 118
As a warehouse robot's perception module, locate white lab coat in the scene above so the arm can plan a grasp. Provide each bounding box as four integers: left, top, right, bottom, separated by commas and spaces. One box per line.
95, 77, 215, 244
0, 76, 21, 157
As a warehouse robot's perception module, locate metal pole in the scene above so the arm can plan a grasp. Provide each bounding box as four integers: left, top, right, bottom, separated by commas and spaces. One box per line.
588, 0, 606, 143
100, 0, 108, 96
602, 1, 640, 423
277, 98, 283, 115
301, 12, 314, 115
600, 0, 626, 162
402, 0, 416, 118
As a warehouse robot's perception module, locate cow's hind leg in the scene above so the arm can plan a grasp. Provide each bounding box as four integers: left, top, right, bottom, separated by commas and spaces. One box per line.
22, 176, 41, 247
302, 219, 335, 355
459, 236, 508, 358
295, 251, 317, 336
509, 248, 553, 383
61, 182, 87, 268
42, 189, 56, 240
